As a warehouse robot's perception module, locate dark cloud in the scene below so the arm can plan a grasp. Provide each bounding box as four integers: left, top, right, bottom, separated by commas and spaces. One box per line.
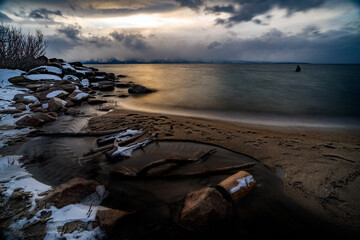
110, 31, 150, 50
207, 41, 221, 49
174, 0, 204, 9
207, 0, 326, 27
28, 8, 62, 20
0, 11, 12, 22
57, 24, 81, 40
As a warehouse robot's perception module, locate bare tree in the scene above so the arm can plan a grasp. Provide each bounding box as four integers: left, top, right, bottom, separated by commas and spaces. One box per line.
0, 23, 47, 70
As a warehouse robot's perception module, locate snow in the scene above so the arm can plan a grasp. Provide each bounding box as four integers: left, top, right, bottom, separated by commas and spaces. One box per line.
229, 175, 256, 194
112, 139, 150, 158
0, 69, 25, 86
102, 129, 142, 143
91, 82, 99, 87
0, 69, 31, 148
25, 74, 62, 81
0, 155, 52, 209
0, 155, 107, 239
23, 95, 39, 103
72, 90, 89, 100
29, 66, 62, 75
76, 70, 92, 75
61, 62, 76, 71
46, 90, 68, 98
81, 78, 90, 87
63, 75, 79, 81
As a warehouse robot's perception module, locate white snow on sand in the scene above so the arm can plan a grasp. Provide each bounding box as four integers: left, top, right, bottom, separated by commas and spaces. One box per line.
0, 69, 31, 147
0, 155, 107, 239
25, 74, 62, 81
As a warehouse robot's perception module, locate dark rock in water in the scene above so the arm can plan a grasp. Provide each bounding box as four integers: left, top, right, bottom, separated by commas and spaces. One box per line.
36, 178, 100, 209
65, 108, 81, 116
32, 112, 58, 123
98, 81, 115, 91
15, 115, 43, 127
95, 71, 107, 76
296, 65, 301, 72
118, 94, 129, 98
87, 98, 108, 105
95, 208, 131, 235
117, 74, 127, 78
116, 83, 131, 88
179, 187, 232, 232
128, 84, 154, 94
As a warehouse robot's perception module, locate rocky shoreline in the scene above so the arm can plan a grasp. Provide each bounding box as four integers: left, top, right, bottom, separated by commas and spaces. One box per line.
1, 58, 154, 129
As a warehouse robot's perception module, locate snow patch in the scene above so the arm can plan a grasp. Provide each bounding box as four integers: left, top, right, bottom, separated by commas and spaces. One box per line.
25, 74, 62, 81
63, 75, 79, 81
81, 78, 90, 87
29, 66, 62, 75
112, 139, 150, 158
229, 175, 256, 194
46, 90, 68, 98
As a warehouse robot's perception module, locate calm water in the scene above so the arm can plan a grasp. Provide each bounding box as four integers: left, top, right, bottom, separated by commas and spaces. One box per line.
88, 64, 360, 128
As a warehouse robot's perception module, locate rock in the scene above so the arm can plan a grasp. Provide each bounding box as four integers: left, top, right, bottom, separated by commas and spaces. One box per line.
117, 74, 127, 78
128, 84, 154, 94
106, 73, 116, 80
179, 187, 232, 232
27, 65, 63, 76
95, 71, 107, 76
0, 109, 22, 114
65, 100, 75, 107
296, 65, 301, 72
69, 62, 84, 67
36, 84, 51, 93
25, 83, 43, 91
118, 94, 129, 98
32, 112, 57, 123
98, 81, 114, 91
13, 94, 39, 104
65, 108, 81, 116
59, 83, 76, 93
11, 102, 27, 111
8, 75, 32, 86
37, 178, 100, 209
37, 55, 50, 65
48, 97, 67, 112
115, 83, 131, 88
68, 90, 90, 102
95, 208, 131, 235
37, 88, 69, 100
16, 115, 43, 127
87, 98, 107, 105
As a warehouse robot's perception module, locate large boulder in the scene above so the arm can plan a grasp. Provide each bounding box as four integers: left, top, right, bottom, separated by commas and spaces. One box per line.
179, 187, 232, 232
128, 84, 154, 94
48, 97, 67, 112
36, 178, 100, 209
95, 208, 131, 235
68, 90, 90, 102
27, 66, 63, 76
15, 115, 43, 127
8, 76, 33, 86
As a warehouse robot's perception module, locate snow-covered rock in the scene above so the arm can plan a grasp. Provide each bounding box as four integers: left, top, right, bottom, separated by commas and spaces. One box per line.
27, 66, 62, 76
25, 74, 62, 81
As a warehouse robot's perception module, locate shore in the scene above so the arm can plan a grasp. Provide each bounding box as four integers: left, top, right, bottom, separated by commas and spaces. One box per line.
86, 109, 360, 232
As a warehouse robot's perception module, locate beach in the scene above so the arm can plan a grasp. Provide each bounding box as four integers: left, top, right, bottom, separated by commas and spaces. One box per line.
86, 109, 360, 232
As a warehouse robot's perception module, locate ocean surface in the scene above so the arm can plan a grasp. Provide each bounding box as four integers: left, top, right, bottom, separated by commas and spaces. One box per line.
88, 64, 360, 128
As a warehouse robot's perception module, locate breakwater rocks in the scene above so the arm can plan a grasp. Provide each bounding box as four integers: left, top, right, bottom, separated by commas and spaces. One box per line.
4, 58, 154, 128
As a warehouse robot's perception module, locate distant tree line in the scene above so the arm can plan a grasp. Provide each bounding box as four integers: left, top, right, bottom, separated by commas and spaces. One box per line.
0, 24, 47, 70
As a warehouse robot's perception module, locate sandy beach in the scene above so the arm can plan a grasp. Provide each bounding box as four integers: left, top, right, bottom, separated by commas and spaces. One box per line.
86, 109, 360, 232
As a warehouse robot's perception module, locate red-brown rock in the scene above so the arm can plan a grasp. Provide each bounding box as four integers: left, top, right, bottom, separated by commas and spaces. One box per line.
15, 115, 43, 127
95, 208, 131, 235
179, 187, 232, 232
37, 178, 100, 209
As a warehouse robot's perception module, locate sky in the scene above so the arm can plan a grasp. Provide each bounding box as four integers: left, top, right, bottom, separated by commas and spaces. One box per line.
0, 0, 359, 63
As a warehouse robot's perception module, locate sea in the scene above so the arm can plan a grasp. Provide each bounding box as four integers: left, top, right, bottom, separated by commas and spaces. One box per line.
88, 64, 360, 128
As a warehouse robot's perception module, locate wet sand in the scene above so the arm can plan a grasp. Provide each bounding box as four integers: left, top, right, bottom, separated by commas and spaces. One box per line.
86, 109, 360, 233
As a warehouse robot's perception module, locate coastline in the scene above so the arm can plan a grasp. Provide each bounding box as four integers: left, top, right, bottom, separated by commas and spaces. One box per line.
86, 108, 360, 232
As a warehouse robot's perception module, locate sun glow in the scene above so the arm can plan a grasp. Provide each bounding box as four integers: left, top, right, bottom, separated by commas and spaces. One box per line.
86, 14, 188, 29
